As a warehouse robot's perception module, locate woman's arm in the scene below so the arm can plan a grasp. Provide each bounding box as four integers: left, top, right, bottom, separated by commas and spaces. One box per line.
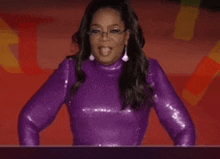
18, 59, 70, 146
147, 59, 196, 146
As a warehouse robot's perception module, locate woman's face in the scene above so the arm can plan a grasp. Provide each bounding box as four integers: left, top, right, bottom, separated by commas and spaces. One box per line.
89, 8, 130, 66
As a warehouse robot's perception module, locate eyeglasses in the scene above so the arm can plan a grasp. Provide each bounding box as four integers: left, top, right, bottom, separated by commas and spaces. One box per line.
87, 29, 127, 39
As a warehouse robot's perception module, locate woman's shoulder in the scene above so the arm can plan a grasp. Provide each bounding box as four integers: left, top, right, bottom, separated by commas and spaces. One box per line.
52, 56, 76, 77
146, 57, 165, 84
147, 57, 159, 64
64, 55, 91, 67
147, 57, 161, 72
62, 55, 91, 73
61, 55, 76, 68
65, 55, 76, 63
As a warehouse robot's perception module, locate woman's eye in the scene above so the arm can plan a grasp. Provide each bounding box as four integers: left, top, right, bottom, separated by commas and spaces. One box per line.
110, 29, 120, 33
91, 29, 101, 33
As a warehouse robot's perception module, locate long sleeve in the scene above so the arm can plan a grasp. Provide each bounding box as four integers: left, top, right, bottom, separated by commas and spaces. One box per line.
148, 59, 196, 146
18, 59, 70, 146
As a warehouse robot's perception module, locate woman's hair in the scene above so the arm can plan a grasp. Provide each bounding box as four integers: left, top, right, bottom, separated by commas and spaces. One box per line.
67, 0, 155, 111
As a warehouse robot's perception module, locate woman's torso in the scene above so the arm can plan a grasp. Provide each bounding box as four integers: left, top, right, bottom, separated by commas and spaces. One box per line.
65, 58, 153, 146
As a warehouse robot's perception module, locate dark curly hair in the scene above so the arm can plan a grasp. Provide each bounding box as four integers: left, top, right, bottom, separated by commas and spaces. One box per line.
67, 0, 155, 111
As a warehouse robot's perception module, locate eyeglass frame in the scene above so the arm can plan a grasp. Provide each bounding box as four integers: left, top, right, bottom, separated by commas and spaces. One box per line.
87, 28, 128, 39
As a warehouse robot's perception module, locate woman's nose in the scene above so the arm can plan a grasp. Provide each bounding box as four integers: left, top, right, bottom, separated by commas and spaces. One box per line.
101, 32, 109, 40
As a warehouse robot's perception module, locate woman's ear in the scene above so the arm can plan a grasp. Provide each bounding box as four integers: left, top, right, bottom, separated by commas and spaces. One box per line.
125, 29, 131, 46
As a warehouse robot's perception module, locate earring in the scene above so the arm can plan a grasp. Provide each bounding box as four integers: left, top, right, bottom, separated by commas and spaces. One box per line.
89, 54, 95, 61
122, 46, 129, 62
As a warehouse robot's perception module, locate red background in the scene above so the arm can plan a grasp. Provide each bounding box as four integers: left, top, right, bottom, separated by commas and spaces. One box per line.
0, 0, 219, 146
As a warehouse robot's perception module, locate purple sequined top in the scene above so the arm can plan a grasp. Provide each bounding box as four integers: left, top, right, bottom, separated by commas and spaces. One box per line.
18, 57, 196, 146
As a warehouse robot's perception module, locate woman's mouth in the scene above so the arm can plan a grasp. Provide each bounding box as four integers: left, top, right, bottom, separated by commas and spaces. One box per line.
99, 46, 112, 56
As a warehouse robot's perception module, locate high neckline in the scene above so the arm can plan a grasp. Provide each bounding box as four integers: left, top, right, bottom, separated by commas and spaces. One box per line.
94, 58, 125, 72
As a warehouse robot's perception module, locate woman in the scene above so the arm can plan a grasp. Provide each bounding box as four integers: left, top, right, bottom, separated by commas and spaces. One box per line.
18, 0, 196, 146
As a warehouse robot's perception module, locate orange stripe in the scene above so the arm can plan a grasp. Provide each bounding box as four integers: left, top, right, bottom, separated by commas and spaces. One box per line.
0, 18, 23, 73
174, 6, 200, 41
184, 56, 220, 96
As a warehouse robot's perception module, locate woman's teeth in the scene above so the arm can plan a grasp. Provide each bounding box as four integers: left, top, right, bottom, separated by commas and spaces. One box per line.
100, 47, 110, 52
99, 47, 111, 56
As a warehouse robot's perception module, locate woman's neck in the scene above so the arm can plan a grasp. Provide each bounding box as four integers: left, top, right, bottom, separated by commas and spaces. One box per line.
94, 58, 125, 72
